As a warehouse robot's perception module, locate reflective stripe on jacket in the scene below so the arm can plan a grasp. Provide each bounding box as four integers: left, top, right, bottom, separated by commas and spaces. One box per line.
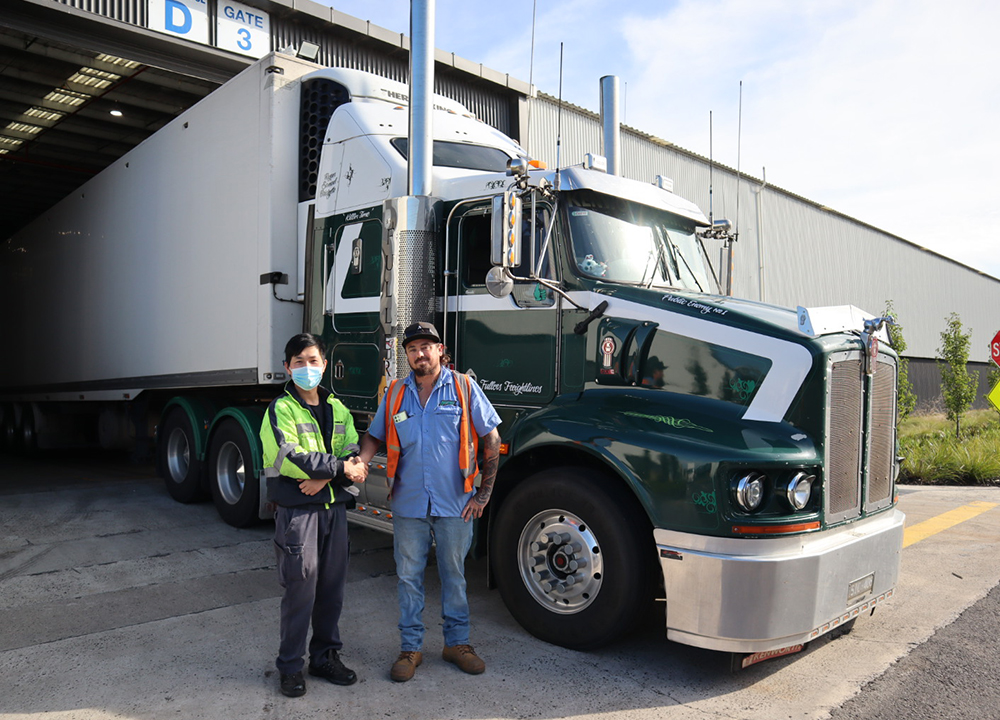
260, 383, 359, 507
385, 371, 480, 492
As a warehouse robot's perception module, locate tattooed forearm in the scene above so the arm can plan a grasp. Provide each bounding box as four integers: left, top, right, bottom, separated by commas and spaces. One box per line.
474, 430, 501, 504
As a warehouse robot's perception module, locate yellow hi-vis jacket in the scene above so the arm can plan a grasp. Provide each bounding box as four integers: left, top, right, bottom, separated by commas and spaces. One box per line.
260, 384, 359, 507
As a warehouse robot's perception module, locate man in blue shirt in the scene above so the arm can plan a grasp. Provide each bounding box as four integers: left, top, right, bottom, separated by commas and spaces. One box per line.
358, 322, 501, 682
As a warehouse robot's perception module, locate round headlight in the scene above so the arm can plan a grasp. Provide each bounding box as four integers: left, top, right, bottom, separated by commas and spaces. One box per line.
733, 472, 766, 511
786, 472, 815, 510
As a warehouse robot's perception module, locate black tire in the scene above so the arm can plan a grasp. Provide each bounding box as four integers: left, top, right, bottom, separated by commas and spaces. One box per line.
208, 419, 260, 528
159, 408, 206, 503
491, 466, 655, 650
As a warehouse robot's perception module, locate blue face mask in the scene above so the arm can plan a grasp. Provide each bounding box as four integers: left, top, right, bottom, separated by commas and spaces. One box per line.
291, 365, 323, 391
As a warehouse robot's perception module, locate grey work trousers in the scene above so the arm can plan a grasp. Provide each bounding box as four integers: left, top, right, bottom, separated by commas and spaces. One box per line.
273, 503, 349, 674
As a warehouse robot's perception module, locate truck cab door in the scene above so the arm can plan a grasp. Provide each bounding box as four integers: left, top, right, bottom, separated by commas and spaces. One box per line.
320, 209, 387, 506
445, 203, 558, 406
323, 210, 384, 412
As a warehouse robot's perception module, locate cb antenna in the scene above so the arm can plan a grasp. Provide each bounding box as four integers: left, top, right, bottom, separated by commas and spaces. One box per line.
708, 110, 714, 227
525, 0, 537, 156
703, 109, 737, 295
555, 42, 563, 190
735, 80, 743, 240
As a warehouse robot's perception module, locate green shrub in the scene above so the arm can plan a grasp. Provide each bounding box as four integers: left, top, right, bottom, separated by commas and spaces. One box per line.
937, 312, 978, 439
899, 410, 1000, 485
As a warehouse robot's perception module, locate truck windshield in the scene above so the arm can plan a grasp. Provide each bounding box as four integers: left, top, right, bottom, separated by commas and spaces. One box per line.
565, 190, 716, 293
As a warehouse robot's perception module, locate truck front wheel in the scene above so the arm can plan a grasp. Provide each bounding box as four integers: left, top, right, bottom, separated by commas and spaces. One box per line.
159, 409, 206, 503
208, 419, 260, 527
491, 467, 654, 650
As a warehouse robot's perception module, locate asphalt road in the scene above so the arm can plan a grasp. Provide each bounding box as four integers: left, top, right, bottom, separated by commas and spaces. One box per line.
1, 449, 998, 720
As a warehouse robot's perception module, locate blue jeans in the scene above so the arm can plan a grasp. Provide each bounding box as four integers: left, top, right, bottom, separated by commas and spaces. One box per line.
393, 515, 474, 651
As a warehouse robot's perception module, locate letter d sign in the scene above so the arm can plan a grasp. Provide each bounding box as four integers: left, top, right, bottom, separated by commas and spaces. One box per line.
165, 0, 192, 33
148, 0, 210, 45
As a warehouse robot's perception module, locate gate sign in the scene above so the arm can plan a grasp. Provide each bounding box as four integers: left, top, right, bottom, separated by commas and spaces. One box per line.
217, 0, 271, 58
147, 0, 271, 59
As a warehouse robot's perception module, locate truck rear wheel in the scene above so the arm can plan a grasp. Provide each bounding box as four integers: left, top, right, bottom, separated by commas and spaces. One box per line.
491, 466, 654, 650
159, 409, 206, 503
208, 419, 260, 528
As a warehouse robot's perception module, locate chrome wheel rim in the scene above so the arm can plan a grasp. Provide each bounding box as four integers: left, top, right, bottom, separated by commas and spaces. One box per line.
215, 440, 246, 505
517, 509, 603, 614
166, 427, 190, 482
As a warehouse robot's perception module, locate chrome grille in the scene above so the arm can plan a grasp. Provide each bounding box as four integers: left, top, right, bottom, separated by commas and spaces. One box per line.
825, 353, 898, 523
867, 359, 897, 509
827, 359, 863, 521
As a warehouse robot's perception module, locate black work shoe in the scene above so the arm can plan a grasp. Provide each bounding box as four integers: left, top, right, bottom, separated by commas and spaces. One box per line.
279, 671, 306, 698
308, 650, 358, 686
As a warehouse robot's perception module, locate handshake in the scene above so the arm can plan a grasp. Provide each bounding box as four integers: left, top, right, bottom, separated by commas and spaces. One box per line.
344, 456, 368, 483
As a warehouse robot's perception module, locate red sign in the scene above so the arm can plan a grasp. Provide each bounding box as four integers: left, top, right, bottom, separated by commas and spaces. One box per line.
991, 330, 1000, 368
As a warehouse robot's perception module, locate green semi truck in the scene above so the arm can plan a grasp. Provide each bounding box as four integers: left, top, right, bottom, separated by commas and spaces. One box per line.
0, 50, 903, 660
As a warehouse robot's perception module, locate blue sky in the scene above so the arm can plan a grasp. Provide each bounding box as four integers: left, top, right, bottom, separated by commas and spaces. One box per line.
317, 0, 1000, 278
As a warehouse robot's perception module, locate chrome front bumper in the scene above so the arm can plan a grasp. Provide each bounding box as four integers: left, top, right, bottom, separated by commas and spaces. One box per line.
655, 508, 905, 654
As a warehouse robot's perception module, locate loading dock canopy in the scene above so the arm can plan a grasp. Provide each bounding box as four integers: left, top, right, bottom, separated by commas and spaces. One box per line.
0, 1, 250, 242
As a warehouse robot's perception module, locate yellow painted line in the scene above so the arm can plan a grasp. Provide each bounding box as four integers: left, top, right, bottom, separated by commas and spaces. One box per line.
903, 501, 998, 548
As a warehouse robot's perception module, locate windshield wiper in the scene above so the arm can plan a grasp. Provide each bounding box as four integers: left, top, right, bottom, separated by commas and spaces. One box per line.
664, 233, 705, 293
639, 245, 658, 287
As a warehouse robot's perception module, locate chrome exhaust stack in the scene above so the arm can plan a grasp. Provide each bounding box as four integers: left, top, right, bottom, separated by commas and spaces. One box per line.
600, 75, 620, 176
408, 0, 435, 196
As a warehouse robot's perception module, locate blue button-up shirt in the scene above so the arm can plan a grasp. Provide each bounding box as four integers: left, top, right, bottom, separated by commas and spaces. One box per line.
369, 366, 501, 518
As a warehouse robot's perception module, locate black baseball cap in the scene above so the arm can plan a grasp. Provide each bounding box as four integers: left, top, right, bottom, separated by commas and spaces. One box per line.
402, 322, 441, 348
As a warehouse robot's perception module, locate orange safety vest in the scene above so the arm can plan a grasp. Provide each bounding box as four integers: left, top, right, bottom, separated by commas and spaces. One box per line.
385, 372, 480, 492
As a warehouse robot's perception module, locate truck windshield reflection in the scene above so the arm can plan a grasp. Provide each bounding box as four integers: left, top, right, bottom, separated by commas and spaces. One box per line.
566, 190, 716, 293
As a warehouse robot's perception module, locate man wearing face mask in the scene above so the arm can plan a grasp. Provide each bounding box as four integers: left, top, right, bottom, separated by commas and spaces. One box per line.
260, 333, 368, 698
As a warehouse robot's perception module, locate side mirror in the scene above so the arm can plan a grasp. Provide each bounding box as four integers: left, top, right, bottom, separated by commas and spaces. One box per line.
491, 190, 522, 268
484, 266, 513, 298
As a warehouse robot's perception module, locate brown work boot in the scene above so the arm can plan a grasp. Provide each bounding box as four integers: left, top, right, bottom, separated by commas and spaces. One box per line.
390, 650, 422, 682
442, 644, 485, 674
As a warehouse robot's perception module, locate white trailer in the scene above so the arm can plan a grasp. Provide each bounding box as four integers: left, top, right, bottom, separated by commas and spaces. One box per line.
1, 53, 311, 403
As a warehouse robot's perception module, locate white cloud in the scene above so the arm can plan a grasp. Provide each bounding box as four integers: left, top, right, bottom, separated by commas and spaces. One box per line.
609, 0, 1000, 275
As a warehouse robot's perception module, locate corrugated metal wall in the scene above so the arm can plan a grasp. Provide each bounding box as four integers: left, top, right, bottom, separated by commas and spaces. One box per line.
59, 0, 144, 24
527, 94, 1000, 367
